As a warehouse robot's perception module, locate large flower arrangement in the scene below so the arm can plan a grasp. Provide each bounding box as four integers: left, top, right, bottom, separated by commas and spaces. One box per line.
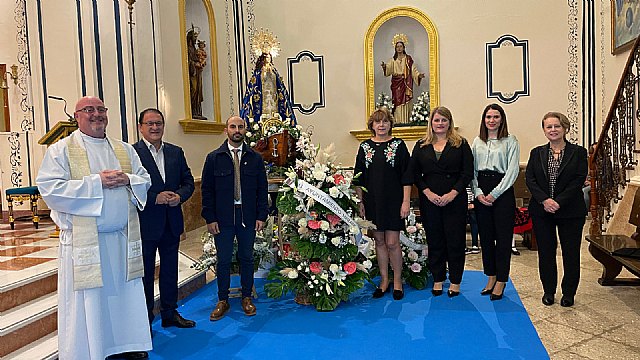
408, 91, 430, 126
192, 217, 276, 273
265, 141, 376, 311
370, 210, 430, 290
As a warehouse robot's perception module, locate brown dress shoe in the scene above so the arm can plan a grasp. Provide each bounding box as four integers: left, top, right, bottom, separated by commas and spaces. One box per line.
241, 297, 257, 316
210, 300, 230, 321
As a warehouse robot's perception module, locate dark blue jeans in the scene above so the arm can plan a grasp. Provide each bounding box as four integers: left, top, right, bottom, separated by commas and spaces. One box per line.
214, 206, 256, 300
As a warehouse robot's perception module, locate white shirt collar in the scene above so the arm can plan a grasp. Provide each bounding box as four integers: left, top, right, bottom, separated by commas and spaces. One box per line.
142, 137, 164, 152
227, 142, 244, 153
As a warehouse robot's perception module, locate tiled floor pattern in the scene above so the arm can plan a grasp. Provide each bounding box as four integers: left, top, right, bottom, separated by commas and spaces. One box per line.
0, 217, 57, 288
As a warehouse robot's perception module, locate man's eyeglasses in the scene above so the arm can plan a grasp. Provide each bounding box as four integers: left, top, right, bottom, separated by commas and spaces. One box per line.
142, 121, 164, 127
76, 106, 108, 114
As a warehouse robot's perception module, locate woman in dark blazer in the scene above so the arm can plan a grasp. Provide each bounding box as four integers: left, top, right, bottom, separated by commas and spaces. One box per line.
412, 106, 474, 297
525, 112, 588, 307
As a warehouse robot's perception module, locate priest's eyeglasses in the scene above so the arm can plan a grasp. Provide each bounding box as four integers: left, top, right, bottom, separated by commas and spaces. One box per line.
76, 106, 108, 114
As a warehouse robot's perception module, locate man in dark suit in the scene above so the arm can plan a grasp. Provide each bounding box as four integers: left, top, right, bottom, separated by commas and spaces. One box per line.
134, 108, 196, 329
201, 115, 268, 321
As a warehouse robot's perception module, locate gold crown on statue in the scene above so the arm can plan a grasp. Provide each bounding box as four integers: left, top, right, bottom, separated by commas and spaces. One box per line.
392, 33, 409, 46
251, 28, 281, 58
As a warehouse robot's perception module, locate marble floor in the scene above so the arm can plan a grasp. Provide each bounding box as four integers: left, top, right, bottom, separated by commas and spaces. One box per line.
2, 216, 639, 359
179, 223, 640, 360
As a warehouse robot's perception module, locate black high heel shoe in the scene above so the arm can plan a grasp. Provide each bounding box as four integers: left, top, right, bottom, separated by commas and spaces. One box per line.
480, 284, 495, 296
490, 282, 505, 301
372, 286, 389, 299
392, 289, 404, 300
447, 290, 460, 298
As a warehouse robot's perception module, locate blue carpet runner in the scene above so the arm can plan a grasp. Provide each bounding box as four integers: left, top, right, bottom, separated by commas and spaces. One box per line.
148, 270, 548, 359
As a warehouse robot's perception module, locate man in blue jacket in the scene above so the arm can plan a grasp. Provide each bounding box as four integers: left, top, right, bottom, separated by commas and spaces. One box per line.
134, 108, 195, 331
201, 115, 268, 320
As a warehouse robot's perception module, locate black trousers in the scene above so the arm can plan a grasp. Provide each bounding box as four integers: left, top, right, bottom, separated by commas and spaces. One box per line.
142, 220, 180, 324
421, 193, 467, 284
531, 214, 585, 296
475, 173, 516, 282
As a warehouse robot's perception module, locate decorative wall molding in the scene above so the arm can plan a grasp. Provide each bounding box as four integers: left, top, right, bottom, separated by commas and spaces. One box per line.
15, 0, 33, 132
567, 0, 580, 143
224, 0, 234, 116
485, 34, 530, 104
9, 132, 23, 187
287, 50, 325, 115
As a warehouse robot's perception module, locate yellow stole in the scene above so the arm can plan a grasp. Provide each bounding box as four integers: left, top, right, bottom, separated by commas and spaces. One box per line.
67, 132, 144, 290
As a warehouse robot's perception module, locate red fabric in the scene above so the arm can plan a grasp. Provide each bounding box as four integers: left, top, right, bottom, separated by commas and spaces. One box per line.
513, 207, 532, 234
390, 55, 415, 107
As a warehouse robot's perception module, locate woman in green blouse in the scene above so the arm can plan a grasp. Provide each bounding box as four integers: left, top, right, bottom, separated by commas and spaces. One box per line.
471, 104, 520, 300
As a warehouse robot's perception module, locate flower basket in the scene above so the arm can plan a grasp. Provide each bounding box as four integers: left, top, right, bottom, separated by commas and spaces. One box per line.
264, 141, 376, 311
192, 217, 277, 274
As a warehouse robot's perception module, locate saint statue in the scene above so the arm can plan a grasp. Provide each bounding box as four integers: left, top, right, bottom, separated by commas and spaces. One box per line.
240, 29, 297, 125
381, 34, 425, 124
187, 25, 207, 120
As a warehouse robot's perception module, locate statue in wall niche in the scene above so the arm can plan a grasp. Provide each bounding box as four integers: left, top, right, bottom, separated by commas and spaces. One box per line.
187, 25, 207, 120
240, 28, 297, 126
381, 33, 425, 124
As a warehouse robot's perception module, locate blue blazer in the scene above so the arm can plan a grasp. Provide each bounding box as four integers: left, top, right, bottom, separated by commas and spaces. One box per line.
134, 140, 195, 240
201, 141, 269, 227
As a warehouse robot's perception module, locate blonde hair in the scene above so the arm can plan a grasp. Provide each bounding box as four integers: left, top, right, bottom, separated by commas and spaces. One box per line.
421, 106, 464, 148
542, 111, 571, 134
367, 108, 394, 136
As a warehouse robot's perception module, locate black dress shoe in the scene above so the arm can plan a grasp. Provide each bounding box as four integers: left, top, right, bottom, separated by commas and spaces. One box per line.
560, 295, 574, 307
542, 293, 554, 306
490, 292, 503, 301
372, 287, 387, 299
392, 289, 404, 300
480, 286, 495, 296
161, 312, 196, 328
110, 352, 148, 360
431, 288, 443, 296
447, 290, 460, 298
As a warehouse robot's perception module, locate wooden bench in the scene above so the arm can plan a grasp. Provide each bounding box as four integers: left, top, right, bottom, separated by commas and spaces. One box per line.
585, 189, 640, 286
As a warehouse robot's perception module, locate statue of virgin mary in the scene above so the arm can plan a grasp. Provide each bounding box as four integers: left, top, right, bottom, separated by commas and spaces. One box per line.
240, 29, 297, 125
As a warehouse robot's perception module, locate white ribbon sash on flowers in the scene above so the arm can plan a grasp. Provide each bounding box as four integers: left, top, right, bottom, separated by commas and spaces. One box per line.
400, 232, 428, 251
285, 178, 364, 245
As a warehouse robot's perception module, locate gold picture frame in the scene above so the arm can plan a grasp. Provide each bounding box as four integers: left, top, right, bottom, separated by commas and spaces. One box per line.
611, 0, 640, 54
178, 0, 224, 133
352, 6, 439, 141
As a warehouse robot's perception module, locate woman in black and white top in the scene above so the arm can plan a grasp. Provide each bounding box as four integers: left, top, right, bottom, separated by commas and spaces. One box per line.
525, 112, 588, 307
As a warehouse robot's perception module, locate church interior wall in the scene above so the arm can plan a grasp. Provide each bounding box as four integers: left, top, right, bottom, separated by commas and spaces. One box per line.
0, 0, 637, 212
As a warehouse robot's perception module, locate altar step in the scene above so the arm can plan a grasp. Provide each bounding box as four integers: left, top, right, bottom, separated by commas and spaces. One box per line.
0, 252, 206, 359
4, 332, 58, 360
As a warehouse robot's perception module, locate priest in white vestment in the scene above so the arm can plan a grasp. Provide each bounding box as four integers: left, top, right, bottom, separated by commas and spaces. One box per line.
36, 96, 153, 360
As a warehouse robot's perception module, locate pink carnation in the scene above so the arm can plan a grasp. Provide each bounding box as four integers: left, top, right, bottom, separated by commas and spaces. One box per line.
406, 225, 417, 234
410, 263, 422, 273
309, 262, 323, 274
333, 174, 345, 185
308, 220, 321, 230
326, 214, 341, 227
343, 262, 357, 275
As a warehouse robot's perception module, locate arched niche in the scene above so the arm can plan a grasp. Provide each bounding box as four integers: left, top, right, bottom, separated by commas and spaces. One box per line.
178, 0, 223, 134
352, 6, 440, 141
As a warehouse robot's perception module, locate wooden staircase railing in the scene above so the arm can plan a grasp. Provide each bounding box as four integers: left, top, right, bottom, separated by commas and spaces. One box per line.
589, 36, 640, 235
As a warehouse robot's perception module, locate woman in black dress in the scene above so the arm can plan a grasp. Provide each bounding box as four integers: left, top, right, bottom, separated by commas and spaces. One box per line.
525, 112, 587, 307
354, 108, 412, 300
411, 106, 474, 297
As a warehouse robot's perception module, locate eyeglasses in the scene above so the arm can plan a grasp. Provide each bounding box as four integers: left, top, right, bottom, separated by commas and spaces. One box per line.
77, 106, 108, 114
142, 121, 164, 127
